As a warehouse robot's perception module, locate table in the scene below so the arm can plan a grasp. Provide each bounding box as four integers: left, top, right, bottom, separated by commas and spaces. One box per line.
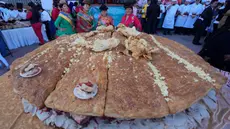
1, 25, 48, 50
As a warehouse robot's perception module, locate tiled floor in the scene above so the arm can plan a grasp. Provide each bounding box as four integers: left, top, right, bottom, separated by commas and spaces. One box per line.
0, 33, 203, 76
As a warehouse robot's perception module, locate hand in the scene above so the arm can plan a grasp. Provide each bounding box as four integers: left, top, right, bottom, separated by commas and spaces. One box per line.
72, 26, 75, 31
224, 55, 230, 61
128, 23, 134, 28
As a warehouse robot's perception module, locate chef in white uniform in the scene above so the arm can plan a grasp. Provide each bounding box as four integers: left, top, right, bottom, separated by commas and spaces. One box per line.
17, 9, 27, 20
162, 0, 179, 35
16, 3, 27, 20
157, 0, 165, 29
8, 4, 19, 21
174, 0, 191, 34
183, 0, 204, 35
158, 0, 166, 19
0, 6, 10, 22
8, 10, 19, 20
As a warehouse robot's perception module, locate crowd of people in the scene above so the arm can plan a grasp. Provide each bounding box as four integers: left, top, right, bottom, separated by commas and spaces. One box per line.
0, 2, 27, 22
1, 0, 228, 45
0, 0, 230, 72
24, 0, 144, 41
138, 0, 229, 45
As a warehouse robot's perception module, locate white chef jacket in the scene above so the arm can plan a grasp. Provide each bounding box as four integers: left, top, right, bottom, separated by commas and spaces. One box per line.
41, 11, 51, 22
8, 10, 19, 20
0, 7, 6, 21
0, 8, 11, 22
17, 11, 27, 20
175, 4, 191, 27
183, 3, 204, 29
162, 4, 179, 29
158, 4, 166, 19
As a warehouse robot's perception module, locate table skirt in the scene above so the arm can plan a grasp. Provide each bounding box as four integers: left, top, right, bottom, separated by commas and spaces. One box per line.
1, 25, 48, 50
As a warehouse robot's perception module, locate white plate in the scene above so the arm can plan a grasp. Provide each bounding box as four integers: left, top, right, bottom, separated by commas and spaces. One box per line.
73, 84, 98, 100
20, 67, 42, 78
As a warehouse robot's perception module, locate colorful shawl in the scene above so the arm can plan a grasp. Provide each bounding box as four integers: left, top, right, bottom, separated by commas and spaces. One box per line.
77, 10, 94, 32
98, 15, 113, 26
121, 14, 142, 31
59, 11, 74, 26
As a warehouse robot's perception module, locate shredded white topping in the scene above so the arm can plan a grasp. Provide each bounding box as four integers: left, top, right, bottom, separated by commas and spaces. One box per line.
72, 36, 87, 46
64, 67, 70, 73
103, 51, 114, 68
15, 48, 50, 70
151, 36, 215, 84
147, 62, 169, 101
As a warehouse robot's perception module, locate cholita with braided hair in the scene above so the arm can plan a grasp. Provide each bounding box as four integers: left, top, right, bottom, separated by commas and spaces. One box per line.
76, 0, 94, 32
98, 4, 114, 26
120, 3, 142, 31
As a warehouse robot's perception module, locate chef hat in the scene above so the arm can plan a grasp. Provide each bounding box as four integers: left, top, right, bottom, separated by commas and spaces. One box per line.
172, 0, 177, 2
186, 0, 191, 2
99, 4, 108, 11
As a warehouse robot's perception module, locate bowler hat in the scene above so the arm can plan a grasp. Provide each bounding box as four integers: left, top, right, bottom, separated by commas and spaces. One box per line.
99, 4, 108, 11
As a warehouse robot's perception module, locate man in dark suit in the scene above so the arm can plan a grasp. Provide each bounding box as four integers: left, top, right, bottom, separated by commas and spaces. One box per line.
192, 0, 219, 45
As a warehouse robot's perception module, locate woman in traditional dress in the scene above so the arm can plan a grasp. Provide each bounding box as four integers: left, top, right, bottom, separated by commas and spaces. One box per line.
98, 4, 113, 26
76, 0, 94, 33
75, 2, 84, 14
120, 3, 142, 31
27, 2, 45, 45
55, 3, 76, 37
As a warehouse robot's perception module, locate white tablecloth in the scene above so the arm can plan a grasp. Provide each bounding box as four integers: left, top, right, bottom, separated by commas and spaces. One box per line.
1, 25, 48, 50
